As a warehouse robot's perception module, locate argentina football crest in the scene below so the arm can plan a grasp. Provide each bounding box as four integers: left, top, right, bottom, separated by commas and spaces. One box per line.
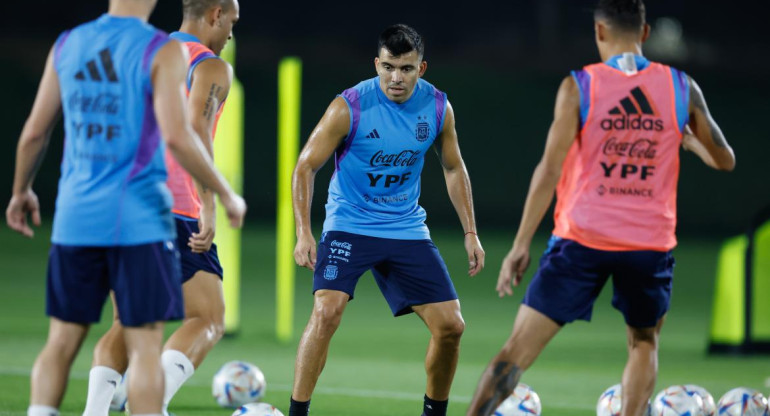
415, 115, 430, 142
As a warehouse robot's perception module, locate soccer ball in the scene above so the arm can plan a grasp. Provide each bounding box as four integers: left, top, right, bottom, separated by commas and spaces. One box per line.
651, 385, 705, 416
597, 384, 652, 416
493, 382, 542, 416
109, 373, 128, 411
232, 402, 284, 416
683, 385, 716, 416
212, 361, 266, 408
717, 388, 769, 416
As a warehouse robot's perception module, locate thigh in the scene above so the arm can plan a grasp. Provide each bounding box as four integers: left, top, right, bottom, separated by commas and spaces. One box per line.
611, 250, 674, 328
182, 271, 224, 320
46, 244, 110, 324
523, 236, 611, 324
373, 239, 457, 317
109, 241, 184, 327
175, 218, 224, 283
312, 231, 383, 300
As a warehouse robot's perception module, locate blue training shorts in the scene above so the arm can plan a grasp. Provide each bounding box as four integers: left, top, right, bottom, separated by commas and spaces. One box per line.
313, 231, 458, 316
175, 217, 224, 283
46, 241, 184, 326
523, 235, 674, 328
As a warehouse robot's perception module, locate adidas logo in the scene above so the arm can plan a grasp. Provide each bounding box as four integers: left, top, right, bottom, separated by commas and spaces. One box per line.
601, 86, 663, 132
107, 380, 117, 387
175, 363, 186, 374
365, 129, 381, 139
75, 48, 119, 83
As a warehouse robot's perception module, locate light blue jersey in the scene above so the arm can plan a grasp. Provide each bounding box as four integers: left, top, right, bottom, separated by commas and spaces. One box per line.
323, 77, 448, 240
51, 14, 174, 246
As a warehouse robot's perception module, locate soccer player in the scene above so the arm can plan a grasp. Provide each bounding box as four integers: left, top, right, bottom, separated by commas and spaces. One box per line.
5, 0, 246, 415
290, 24, 485, 416
80, 1, 240, 415
465, 1, 735, 416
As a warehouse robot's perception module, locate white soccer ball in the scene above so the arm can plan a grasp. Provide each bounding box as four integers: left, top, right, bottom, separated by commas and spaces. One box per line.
109, 373, 128, 412
652, 385, 705, 416
232, 402, 284, 416
683, 385, 716, 416
717, 387, 769, 416
597, 384, 652, 416
212, 361, 266, 408
493, 382, 542, 416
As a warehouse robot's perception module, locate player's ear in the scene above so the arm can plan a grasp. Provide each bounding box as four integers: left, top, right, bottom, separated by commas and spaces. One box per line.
641, 23, 651, 43
418, 60, 427, 78
595, 21, 606, 42
209, 6, 223, 27
374, 57, 380, 73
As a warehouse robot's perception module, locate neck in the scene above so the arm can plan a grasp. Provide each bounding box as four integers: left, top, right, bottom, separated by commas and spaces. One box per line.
108, 0, 152, 21
179, 21, 212, 49
600, 42, 643, 62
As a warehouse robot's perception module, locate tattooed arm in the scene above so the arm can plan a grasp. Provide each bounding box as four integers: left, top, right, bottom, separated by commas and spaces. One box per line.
186, 58, 233, 252
684, 76, 736, 171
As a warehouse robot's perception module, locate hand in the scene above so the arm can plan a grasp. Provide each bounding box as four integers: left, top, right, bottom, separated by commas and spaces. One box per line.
464, 233, 485, 277
6, 190, 41, 238
294, 231, 317, 270
496, 244, 531, 297
189, 205, 215, 253
681, 125, 698, 152
220, 192, 246, 228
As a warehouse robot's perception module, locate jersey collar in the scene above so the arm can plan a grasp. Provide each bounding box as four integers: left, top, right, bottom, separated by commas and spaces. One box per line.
604, 53, 651, 72
169, 31, 202, 44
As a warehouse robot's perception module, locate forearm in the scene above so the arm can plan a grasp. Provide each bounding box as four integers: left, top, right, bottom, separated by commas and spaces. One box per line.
292, 162, 316, 237
13, 131, 51, 195
513, 162, 560, 247
192, 126, 216, 214
444, 164, 477, 233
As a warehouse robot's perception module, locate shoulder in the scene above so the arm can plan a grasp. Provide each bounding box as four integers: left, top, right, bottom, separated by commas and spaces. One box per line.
194, 56, 232, 78
340, 77, 378, 104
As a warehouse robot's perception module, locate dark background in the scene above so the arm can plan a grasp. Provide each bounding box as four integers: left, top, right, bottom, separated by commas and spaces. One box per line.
1, 0, 767, 237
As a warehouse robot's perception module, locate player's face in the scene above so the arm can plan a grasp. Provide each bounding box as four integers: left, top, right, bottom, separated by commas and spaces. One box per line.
211, 0, 240, 55
375, 48, 427, 103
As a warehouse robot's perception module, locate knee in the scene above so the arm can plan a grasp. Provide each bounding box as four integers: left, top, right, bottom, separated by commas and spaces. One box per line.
434, 317, 465, 343
628, 327, 659, 350
311, 302, 345, 333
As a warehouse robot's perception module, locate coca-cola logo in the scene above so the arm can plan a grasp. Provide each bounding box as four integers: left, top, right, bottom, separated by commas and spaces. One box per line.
602, 138, 658, 159
369, 150, 421, 167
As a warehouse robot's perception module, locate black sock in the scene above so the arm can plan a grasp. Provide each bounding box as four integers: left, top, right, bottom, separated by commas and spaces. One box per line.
422, 394, 448, 416
289, 397, 311, 416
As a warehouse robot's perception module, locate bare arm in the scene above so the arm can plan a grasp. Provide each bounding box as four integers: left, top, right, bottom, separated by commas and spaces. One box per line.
6, 47, 62, 237
186, 58, 233, 251
684, 76, 735, 171
497, 76, 579, 296
151, 40, 244, 227
292, 96, 350, 269
433, 102, 485, 276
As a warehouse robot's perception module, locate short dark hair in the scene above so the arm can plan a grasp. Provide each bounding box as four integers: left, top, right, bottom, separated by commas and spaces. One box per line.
594, 0, 646, 33
378, 24, 424, 58
182, 0, 233, 19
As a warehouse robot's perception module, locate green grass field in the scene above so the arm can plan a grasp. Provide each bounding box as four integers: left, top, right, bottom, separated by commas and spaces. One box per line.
0, 224, 766, 415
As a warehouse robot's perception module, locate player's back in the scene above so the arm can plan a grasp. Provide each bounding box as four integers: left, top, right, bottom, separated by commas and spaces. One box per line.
52, 14, 173, 246
554, 53, 689, 251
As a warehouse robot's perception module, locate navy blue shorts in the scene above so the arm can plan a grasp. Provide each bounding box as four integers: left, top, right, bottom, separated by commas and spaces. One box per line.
46, 241, 184, 327
313, 231, 458, 316
523, 236, 674, 328
175, 217, 224, 283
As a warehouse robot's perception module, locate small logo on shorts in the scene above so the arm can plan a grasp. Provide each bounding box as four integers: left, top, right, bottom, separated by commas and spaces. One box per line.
323, 265, 339, 280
